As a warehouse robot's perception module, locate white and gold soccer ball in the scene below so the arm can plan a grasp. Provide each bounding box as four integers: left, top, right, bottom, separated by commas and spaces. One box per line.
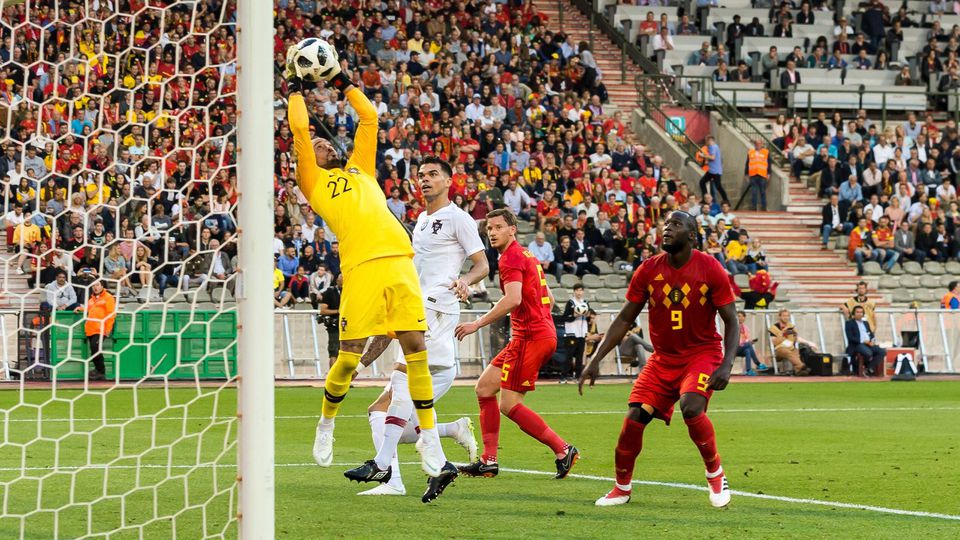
292, 37, 340, 82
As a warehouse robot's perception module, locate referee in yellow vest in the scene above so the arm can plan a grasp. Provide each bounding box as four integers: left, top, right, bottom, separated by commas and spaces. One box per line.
745, 139, 771, 211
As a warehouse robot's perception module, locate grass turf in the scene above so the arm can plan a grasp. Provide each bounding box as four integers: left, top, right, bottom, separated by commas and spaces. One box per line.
0, 380, 958, 538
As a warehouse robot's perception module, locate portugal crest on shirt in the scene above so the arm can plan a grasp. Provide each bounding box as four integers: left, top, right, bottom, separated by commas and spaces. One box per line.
431, 219, 443, 234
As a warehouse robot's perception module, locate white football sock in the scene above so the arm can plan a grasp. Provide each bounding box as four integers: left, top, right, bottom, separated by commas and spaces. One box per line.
374, 371, 413, 470
368, 411, 386, 451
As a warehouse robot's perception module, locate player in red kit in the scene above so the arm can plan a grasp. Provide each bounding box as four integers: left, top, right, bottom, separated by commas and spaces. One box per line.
454, 209, 579, 479
579, 211, 738, 508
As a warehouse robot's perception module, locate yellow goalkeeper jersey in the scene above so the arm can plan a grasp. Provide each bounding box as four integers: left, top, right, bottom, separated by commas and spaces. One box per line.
288, 88, 412, 274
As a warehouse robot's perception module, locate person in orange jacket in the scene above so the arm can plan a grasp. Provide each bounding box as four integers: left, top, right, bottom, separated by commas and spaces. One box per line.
74, 280, 116, 380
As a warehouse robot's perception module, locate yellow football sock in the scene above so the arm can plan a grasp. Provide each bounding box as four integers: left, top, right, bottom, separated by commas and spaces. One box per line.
404, 350, 435, 429
321, 350, 361, 419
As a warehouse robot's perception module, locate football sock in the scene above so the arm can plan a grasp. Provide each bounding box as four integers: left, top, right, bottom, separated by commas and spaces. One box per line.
375, 371, 413, 470
684, 413, 721, 474
506, 403, 568, 457
368, 411, 386, 451
478, 396, 500, 463
404, 351, 436, 429
399, 420, 419, 444
614, 417, 646, 488
321, 350, 360, 419
436, 417, 457, 438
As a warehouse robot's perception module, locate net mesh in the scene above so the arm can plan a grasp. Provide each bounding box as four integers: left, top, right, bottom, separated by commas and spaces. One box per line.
1, 0, 241, 536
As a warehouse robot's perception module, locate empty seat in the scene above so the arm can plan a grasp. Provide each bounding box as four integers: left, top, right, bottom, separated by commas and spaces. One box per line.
888, 263, 905, 275
835, 236, 849, 250
594, 260, 612, 274
891, 289, 916, 304
945, 261, 960, 275
899, 275, 920, 288
582, 274, 604, 288
553, 289, 569, 304
488, 288, 503, 301
878, 275, 900, 289
902, 261, 925, 275
862, 261, 883, 276
545, 274, 559, 288
734, 274, 751, 289
560, 274, 580, 288
924, 262, 946, 275
605, 275, 625, 288
941, 275, 957, 288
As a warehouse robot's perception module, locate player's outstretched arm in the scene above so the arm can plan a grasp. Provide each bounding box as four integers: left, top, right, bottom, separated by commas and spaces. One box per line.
343, 85, 378, 177
578, 299, 645, 395
454, 281, 521, 340
287, 93, 321, 199
707, 302, 739, 391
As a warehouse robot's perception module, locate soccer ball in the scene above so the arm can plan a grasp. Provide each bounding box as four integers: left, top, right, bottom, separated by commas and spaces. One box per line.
293, 37, 339, 82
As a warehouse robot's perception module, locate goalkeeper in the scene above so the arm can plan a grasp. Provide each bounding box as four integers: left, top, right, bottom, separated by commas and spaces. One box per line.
284, 40, 445, 478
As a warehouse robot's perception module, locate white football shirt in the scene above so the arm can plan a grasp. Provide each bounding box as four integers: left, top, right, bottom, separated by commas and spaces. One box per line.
413, 202, 484, 315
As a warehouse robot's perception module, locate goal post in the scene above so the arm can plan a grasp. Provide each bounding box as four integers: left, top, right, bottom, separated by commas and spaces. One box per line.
236, 0, 276, 537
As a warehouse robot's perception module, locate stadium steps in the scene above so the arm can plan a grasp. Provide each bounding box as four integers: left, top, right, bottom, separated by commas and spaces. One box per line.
536, 1, 667, 115
0, 235, 39, 310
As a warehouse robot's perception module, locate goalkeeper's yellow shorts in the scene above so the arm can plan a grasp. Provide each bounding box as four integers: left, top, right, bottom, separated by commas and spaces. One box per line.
338, 255, 427, 341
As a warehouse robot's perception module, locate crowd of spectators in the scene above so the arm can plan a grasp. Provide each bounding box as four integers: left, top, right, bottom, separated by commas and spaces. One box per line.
0, 0, 780, 326
789, 109, 960, 274
643, 0, 960, 105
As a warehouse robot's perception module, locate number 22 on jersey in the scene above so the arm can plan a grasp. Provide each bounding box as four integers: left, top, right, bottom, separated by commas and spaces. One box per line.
327, 175, 352, 198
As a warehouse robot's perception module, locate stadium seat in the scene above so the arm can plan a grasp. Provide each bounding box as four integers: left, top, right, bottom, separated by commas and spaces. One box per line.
517, 222, 534, 234
892, 289, 916, 304
903, 261, 925, 275
560, 274, 580, 288
878, 276, 900, 289
582, 275, 604, 288
888, 263, 904, 275
946, 261, 960, 275
835, 236, 849, 250
604, 275, 625, 288
546, 274, 559, 288
594, 261, 612, 274
734, 274, 751, 289
472, 302, 492, 311
923, 262, 946, 275
862, 261, 883, 276
488, 288, 503, 302
917, 289, 939, 304
899, 275, 920, 289
553, 289, 569, 304
941, 275, 957, 289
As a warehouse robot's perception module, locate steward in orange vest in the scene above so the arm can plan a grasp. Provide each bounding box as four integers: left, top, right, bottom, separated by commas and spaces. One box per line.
941, 281, 960, 309
745, 139, 771, 211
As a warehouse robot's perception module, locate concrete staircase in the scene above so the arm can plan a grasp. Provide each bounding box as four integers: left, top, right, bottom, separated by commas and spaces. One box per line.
0, 235, 37, 310
535, 0, 664, 124
535, 0, 880, 308
737, 176, 884, 307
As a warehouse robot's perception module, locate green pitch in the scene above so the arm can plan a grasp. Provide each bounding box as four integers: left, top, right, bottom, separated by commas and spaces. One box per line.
1, 381, 958, 539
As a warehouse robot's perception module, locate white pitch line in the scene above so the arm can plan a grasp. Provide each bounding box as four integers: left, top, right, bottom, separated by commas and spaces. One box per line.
501, 467, 960, 522
4, 406, 959, 424
2, 461, 955, 522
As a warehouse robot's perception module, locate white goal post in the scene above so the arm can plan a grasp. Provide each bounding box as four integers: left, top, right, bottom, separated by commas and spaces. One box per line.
236, 0, 276, 537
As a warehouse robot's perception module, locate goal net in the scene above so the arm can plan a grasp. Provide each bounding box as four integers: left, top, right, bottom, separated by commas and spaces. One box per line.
0, 0, 274, 537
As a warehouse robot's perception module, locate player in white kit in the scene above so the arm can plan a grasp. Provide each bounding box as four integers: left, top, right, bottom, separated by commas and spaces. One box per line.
345, 156, 489, 502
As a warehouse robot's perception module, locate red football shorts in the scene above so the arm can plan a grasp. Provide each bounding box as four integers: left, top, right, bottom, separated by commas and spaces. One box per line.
628, 352, 722, 424
491, 337, 557, 392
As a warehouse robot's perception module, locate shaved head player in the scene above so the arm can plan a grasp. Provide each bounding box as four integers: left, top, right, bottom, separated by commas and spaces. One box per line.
580, 211, 738, 508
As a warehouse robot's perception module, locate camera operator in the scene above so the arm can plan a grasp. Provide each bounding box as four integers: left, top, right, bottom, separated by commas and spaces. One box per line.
318, 273, 343, 368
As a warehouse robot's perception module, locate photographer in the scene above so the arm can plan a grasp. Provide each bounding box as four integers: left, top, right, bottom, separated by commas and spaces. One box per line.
319, 273, 343, 368
562, 283, 590, 380
768, 308, 814, 376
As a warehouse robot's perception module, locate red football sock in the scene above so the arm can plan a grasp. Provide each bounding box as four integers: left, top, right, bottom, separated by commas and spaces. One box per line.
614, 417, 646, 487
506, 403, 568, 456
684, 413, 721, 474
478, 396, 500, 463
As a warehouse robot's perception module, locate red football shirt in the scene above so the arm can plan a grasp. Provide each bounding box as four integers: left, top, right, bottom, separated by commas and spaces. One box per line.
498, 240, 555, 340
626, 250, 735, 363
